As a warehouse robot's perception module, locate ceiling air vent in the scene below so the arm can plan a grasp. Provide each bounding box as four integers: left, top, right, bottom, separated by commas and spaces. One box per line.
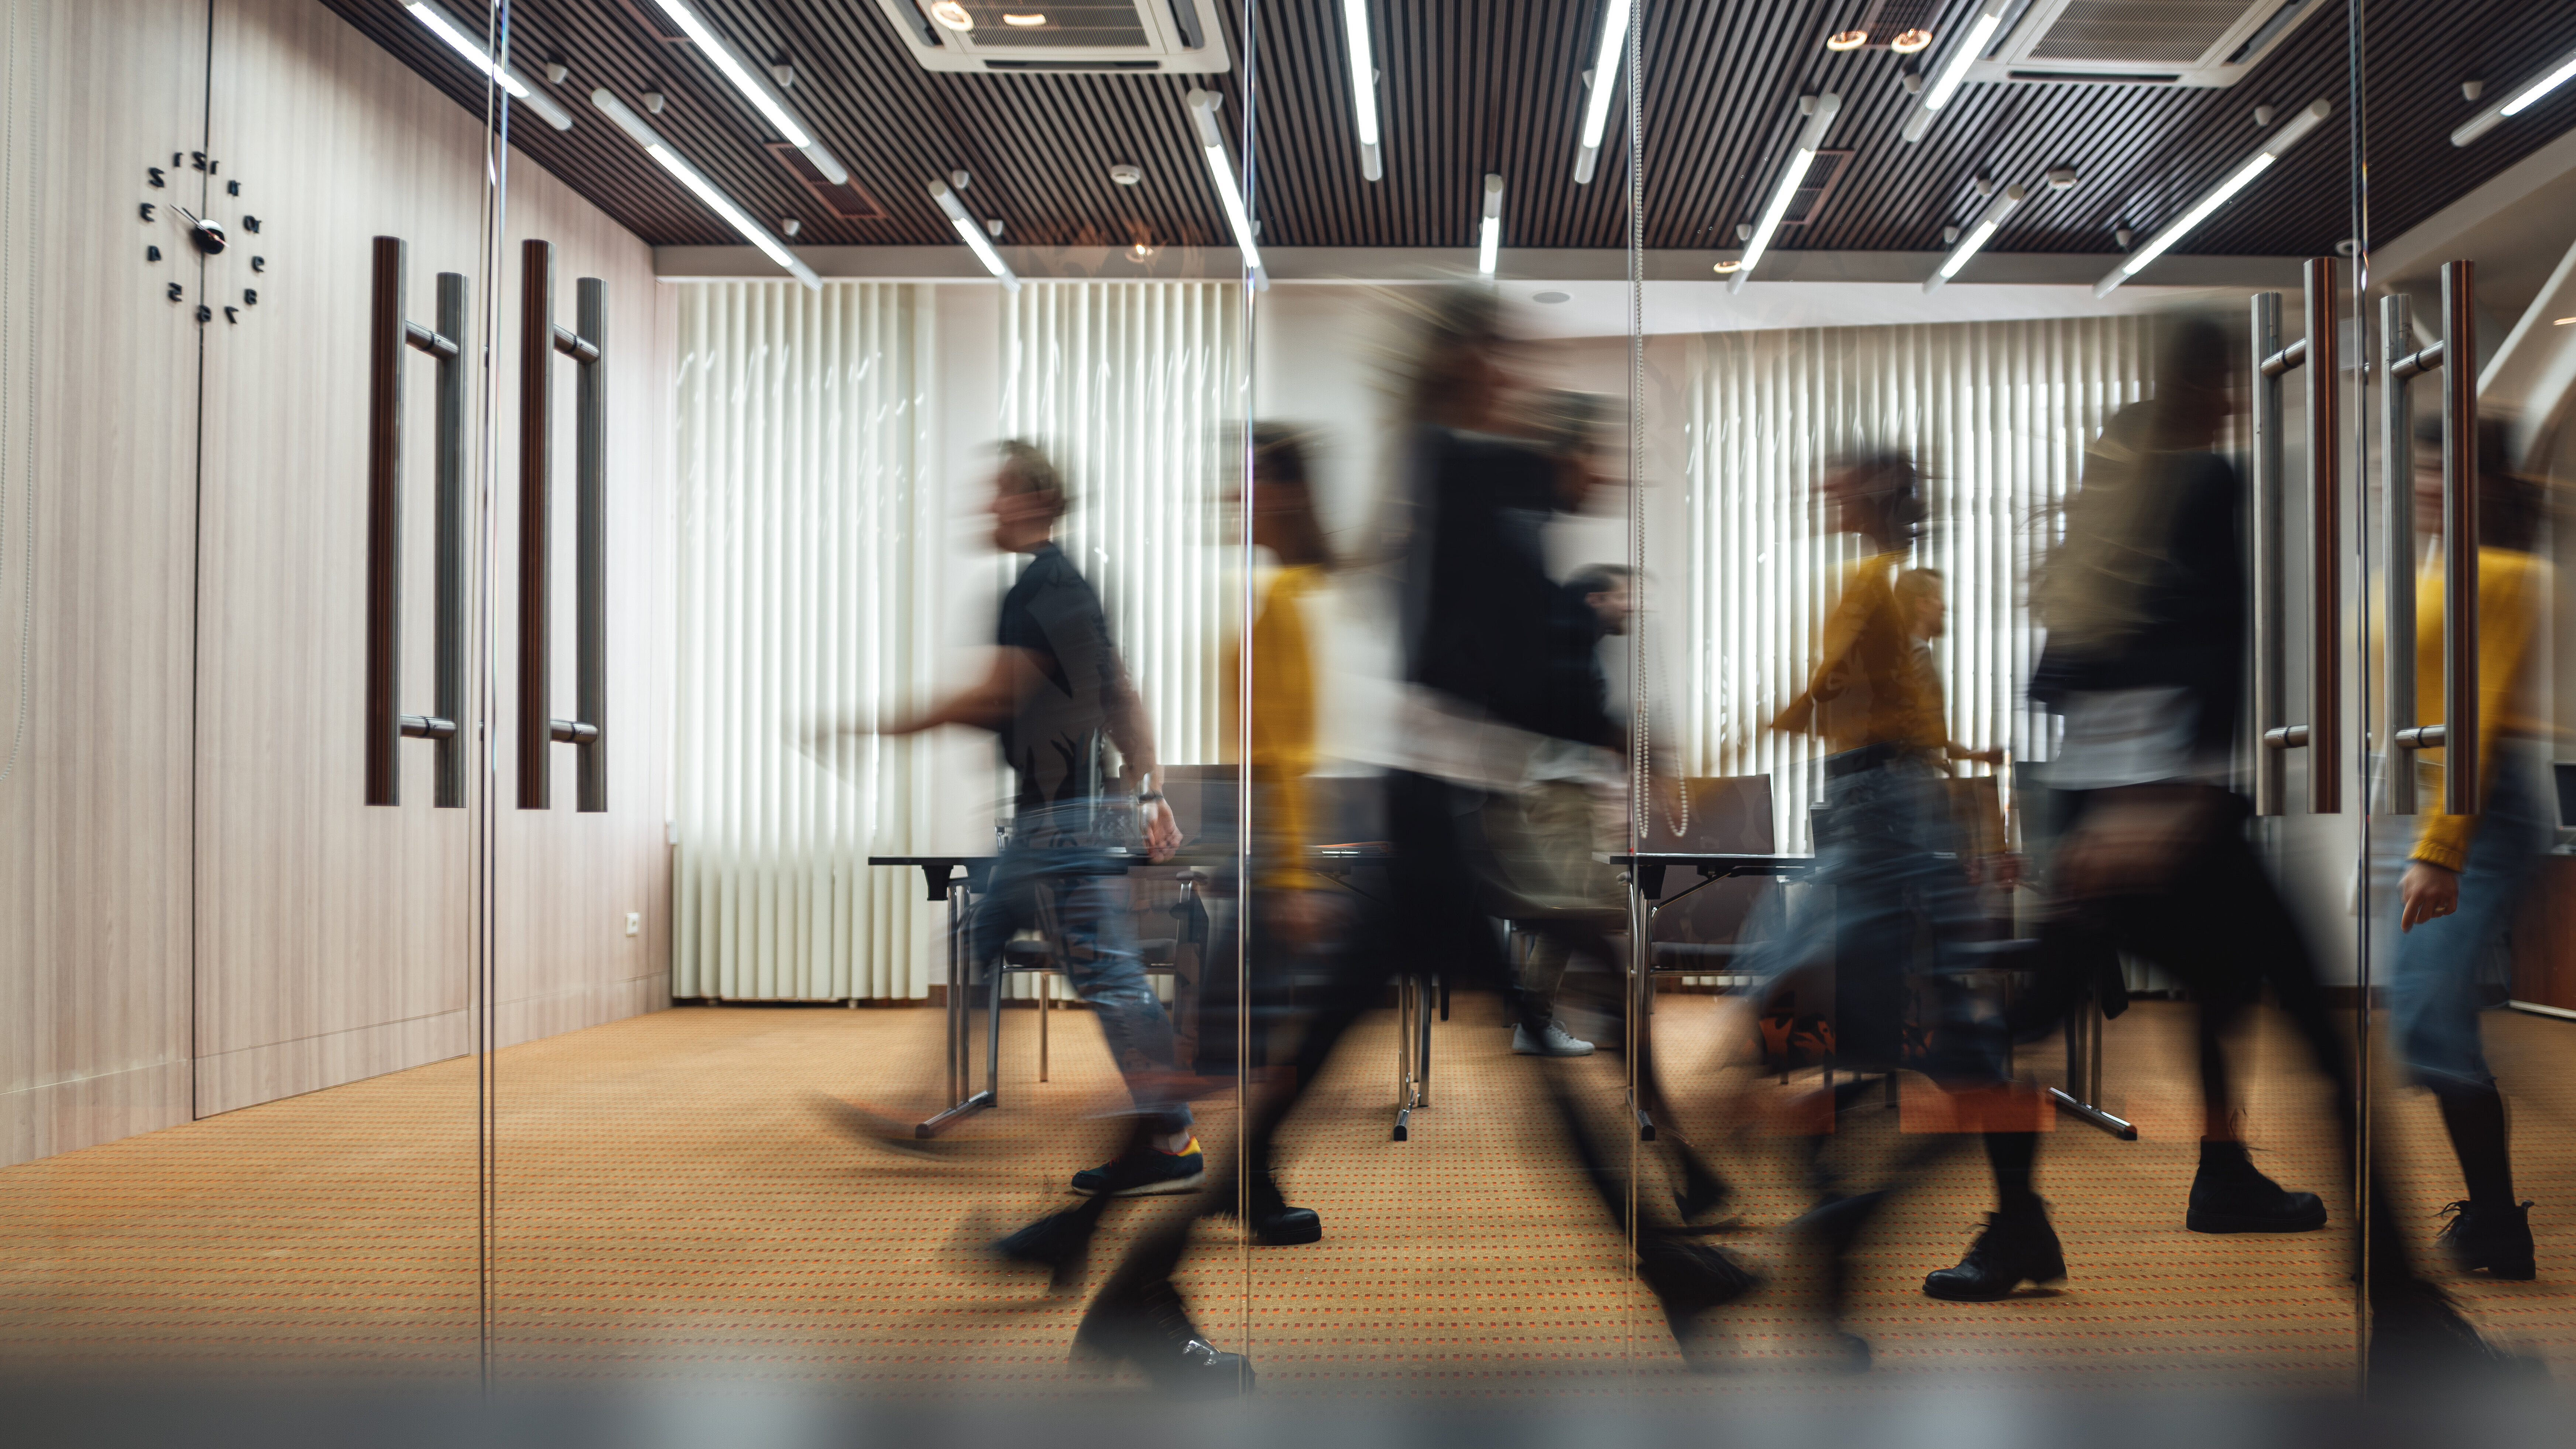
1964, 0, 2318, 89
871, 0, 1231, 74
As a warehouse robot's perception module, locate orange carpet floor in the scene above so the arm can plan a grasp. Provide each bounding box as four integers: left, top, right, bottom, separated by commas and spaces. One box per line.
3, 996, 2573, 1398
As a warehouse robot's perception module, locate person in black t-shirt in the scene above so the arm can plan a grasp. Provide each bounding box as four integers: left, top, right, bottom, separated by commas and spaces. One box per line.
866, 442, 1203, 1198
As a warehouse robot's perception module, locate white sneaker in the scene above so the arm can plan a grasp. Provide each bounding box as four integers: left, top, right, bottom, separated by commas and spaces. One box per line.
1513, 1019, 1595, 1056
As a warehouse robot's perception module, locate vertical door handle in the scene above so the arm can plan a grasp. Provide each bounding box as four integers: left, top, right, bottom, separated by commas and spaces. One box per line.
363, 236, 466, 808
2380, 293, 2418, 816
2384, 261, 2479, 818
517, 239, 609, 812
2305, 256, 2340, 815
2247, 257, 2342, 815
2440, 260, 2480, 816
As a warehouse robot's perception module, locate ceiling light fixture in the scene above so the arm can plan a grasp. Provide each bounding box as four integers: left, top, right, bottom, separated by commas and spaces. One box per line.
590, 88, 817, 288
930, 1, 974, 31
1728, 93, 1839, 295
2095, 98, 2329, 297
649, 0, 848, 184
1925, 182, 2024, 292
1186, 89, 1266, 288
1900, 0, 2006, 143
1573, 0, 1633, 185
2555, 316, 2576, 326
928, 179, 1020, 291
1711, 259, 1742, 273
2452, 41, 2576, 145
1341, 0, 1383, 181
403, 1, 574, 129
1890, 28, 1933, 54
1825, 30, 1867, 51
1477, 173, 1503, 277
1003, 13, 1048, 24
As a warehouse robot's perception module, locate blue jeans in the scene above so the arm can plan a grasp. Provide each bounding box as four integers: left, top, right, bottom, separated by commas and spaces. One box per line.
2384, 744, 2551, 1090
970, 801, 1190, 1133
1752, 749, 1993, 1077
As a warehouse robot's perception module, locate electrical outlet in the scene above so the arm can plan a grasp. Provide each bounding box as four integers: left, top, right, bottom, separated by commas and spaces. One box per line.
624, 912, 641, 938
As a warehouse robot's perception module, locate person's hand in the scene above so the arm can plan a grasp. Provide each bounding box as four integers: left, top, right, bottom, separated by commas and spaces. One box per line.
1142, 797, 1181, 863
2400, 861, 2461, 932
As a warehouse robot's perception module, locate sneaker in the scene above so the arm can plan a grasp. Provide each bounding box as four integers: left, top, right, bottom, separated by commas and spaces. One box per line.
2436, 1200, 2538, 1281
1070, 1138, 1207, 1197
1922, 1200, 2067, 1302
1074, 1278, 1254, 1396
2185, 1138, 2327, 1233
1513, 1019, 1595, 1056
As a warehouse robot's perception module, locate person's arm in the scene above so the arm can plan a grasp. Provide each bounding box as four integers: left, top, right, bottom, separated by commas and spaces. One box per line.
869, 647, 1023, 737
1099, 650, 1181, 860
2404, 552, 2545, 927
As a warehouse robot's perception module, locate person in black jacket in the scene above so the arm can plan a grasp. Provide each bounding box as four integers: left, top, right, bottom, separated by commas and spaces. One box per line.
2029, 316, 2526, 1381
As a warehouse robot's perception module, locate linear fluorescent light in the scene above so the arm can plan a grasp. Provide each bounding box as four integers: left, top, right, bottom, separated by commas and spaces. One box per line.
929, 179, 1020, 291
590, 88, 818, 288
1572, 0, 1633, 185
1477, 173, 1503, 276
404, 1, 573, 129
1341, 0, 1382, 181
1728, 94, 1839, 295
2453, 41, 2576, 145
1901, 0, 2007, 142
1186, 90, 1266, 288
649, 0, 848, 184
2095, 98, 2329, 297
1924, 183, 2024, 292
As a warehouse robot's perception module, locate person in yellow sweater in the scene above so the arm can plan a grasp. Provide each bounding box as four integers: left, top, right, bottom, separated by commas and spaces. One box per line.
2387, 415, 2554, 1281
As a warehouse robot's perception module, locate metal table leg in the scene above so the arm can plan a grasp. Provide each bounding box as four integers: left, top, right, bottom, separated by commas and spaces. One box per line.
2049, 991, 2136, 1140
916, 880, 998, 1137
1394, 973, 1432, 1141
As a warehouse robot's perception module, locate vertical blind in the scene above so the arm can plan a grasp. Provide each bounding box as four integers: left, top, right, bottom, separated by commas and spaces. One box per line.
670, 281, 945, 1001
1003, 281, 1244, 771
1680, 316, 2159, 852
671, 281, 1243, 1001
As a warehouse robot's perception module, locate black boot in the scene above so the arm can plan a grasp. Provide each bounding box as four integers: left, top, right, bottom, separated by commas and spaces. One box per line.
1922, 1200, 2066, 1302
1790, 1191, 1886, 1369
1637, 1237, 1762, 1350
2369, 1281, 2541, 1387
2436, 1200, 2537, 1281
1248, 1178, 1323, 1246
991, 1203, 1105, 1293
2185, 1138, 2326, 1234
1073, 1278, 1254, 1395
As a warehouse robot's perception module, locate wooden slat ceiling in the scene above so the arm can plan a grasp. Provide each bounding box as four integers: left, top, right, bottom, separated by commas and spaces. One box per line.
319, 0, 2576, 261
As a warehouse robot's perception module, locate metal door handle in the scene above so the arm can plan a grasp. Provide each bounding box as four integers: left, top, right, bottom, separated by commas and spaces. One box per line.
363, 236, 466, 808
2380, 261, 2479, 818
2248, 256, 2341, 816
517, 238, 608, 812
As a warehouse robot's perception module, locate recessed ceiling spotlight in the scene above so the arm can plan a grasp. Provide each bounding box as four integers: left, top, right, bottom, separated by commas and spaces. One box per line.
1128, 242, 1159, 263
1711, 259, 1742, 274
930, 1, 973, 31
2254, 104, 2275, 126
1003, 12, 1047, 25
1890, 28, 1933, 54
2553, 316, 2575, 325
1826, 30, 1867, 51
1109, 162, 1143, 185
2046, 166, 2079, 189
2114, 225, 2134, 248
2463, 81, 2485, 102
1534, 290, 1571, 303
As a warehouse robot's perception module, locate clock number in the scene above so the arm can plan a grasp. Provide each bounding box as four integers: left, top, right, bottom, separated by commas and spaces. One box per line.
250, 256, 265, 273
223, 306, 239, 325
242, 288, 257, 306
224, 179, 239, 196
207, 159, 218, 176
166, 282, 183, 303
138, 202, 155, 222
194, 304, 211, 324
146, 245, 161, 263
241, 215, 260, 234
171, 151, 181, 166
147, 166, 165, 189
189, 151, 206, 172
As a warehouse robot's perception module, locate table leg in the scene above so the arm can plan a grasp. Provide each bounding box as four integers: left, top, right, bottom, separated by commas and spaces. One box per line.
2049, 990, 2136, 1140
917, 881, 998, 1137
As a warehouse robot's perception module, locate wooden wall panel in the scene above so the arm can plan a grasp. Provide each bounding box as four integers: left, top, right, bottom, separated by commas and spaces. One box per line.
0, 0, 206, 1167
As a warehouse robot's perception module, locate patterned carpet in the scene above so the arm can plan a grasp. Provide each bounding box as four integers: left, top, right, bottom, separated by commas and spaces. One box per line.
3, 994, 2572, 1396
